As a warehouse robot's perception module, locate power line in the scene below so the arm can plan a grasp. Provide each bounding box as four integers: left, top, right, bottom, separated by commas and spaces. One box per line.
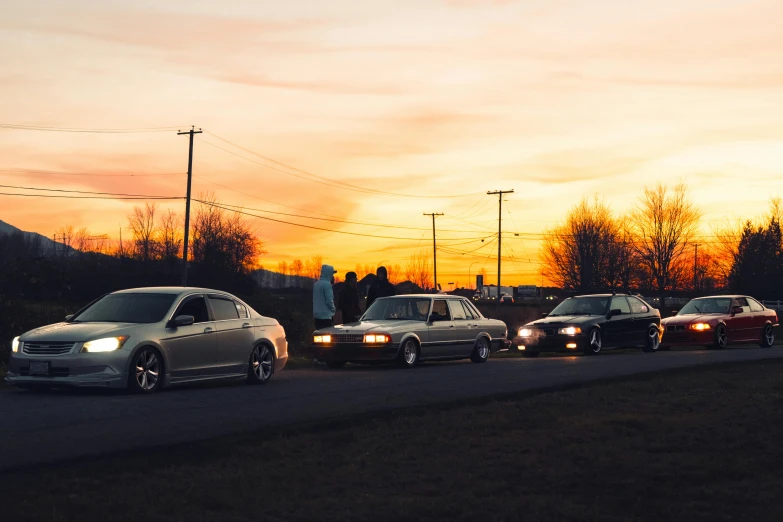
0, 124, 182, 134
196, 199, 491, 242
0, 184, 183, 198
0, 192, 180, 200
200, 132, 481, 199
0, 168, 183, 178
203, 190, 485, 234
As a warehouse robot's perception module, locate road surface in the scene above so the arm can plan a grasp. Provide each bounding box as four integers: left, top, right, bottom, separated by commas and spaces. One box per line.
2, 348, 782, 471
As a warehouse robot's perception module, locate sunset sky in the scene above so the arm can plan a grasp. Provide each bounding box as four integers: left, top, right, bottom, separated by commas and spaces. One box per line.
2, 0, 783, 287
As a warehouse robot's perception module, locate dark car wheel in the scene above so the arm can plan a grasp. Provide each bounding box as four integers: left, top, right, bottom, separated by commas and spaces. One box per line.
398, 339, 419, 368
326, 361, 346, 369
470, 336, 490, 363
248, 344, 274, 384
710, 324, 728, 350
760, 324, 775, 348
643, 326, 661, 353
584, 328, 602, 355
129, 347, 163, 393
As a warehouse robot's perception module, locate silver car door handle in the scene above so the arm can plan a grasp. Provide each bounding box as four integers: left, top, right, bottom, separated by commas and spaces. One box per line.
242, 323, 252, 329
204, 327, 214, 334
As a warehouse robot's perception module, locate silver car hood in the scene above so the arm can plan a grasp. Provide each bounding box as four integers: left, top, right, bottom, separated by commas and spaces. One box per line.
330, 320, 425, 332
20, 322, 141, 343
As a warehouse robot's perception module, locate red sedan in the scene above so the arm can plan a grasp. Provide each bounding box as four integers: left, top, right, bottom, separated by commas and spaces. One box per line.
660, 295, 778, 350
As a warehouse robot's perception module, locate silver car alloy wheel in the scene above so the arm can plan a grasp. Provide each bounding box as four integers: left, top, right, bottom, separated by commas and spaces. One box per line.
477, 337, 490, 359
648, 327, 660, 350
717, 325, 728, 348
590, 329, 602, 353
252, 345, 273, 381
404, 340, 417, 365
135, 350, 160, 391
765, 324, 775, 346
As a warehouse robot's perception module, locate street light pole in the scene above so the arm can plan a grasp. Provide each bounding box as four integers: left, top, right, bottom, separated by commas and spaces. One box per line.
468, 261, 478, 290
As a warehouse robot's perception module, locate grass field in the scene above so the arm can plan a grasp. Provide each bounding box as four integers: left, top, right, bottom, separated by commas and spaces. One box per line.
5, 360, 783, 522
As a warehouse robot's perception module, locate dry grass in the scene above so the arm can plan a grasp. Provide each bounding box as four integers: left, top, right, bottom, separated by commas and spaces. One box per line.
5, 361, 783, 522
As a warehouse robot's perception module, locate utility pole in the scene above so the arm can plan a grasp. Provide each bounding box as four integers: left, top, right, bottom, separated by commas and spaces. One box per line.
423, 212, 444, 291
693, 243, 701, 292
487, 189, 514, 309
178, 126, 202, 287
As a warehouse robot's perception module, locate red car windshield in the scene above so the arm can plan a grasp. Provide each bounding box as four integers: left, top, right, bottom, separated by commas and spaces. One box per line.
677, 298, 731, 315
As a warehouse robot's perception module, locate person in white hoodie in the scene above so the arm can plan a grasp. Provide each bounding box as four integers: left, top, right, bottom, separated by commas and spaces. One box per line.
313, 264, 337, 329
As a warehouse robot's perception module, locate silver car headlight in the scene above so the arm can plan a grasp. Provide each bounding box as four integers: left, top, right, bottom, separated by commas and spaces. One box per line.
12, 336, 21, 353
82, 336, 129, 353
518, 328, 533, 337
558, 326, 582, 335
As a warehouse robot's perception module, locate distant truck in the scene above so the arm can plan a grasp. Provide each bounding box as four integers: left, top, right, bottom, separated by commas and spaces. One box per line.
481, 286, 514, 300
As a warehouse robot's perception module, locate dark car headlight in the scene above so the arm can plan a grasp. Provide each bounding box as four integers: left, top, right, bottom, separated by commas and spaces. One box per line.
558, 326, 582, 335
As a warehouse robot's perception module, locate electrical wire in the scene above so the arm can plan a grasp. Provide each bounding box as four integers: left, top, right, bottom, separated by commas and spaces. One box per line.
195, 199, 496, 242
0, 184, 182, 199
0, 192, 181, 200
0, 124, 182, 133
0, 168, 183, 178
201, 132, 481, 199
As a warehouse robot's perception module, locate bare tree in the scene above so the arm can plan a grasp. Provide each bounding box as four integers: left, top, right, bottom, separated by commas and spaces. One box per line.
128, 202, 160, 262
159, 209, 182, 264
628, 182, 702, 296
405, 251, 433, 290
190, 195, 264, 276
305, 256, 324, 280
290, 259, 304, 277
54, 225, 75, 257
541, 197, 627, 291
386, 263, 403, 284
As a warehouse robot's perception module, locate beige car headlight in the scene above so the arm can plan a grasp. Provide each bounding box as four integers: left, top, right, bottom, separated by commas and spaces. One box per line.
313, 335, 332, 344
82, 336, 129, 353
12, 336, 21, 353
364, 334, 390, 344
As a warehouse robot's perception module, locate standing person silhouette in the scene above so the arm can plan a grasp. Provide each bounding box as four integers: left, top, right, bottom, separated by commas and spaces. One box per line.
366, 266, 396, 310
313, 264, 336, 330
338, 271, 362, 324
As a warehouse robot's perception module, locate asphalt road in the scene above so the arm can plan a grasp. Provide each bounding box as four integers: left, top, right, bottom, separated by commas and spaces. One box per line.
2, 347, 783, 471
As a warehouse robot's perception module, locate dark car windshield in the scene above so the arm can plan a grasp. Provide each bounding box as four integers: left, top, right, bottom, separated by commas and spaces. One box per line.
363, 298, 431, 321
677, 298, 731, 315
71, 293, 178, 323
549, 296, 609, 316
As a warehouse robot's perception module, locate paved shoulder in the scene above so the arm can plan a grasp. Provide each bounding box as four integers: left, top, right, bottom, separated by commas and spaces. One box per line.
1, 348, 782, 470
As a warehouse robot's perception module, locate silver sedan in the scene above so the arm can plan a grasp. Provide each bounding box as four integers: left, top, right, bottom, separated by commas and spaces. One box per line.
5, 287, 288, 393
312, 295, 509, 368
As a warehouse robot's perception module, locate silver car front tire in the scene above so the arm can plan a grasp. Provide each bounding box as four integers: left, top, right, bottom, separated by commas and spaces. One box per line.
398, 339, 419, 368
129, 347, 163, 394
248, 344, 274, 384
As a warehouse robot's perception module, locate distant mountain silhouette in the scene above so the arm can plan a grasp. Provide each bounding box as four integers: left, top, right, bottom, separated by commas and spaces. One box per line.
0, 219, 72, 256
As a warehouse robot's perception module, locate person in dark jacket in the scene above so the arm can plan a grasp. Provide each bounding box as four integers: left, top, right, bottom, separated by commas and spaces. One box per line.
337, 271, 362, 324
366, 266, 396, 310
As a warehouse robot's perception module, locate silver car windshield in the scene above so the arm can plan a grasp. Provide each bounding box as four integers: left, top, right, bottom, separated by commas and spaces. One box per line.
363, 298, 431, 321
71, 293, 178, 323
677, 298, 731, 315
549, 296, 609, 316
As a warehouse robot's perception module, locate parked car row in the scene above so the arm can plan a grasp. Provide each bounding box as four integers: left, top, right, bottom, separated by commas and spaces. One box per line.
6, 287, 778, 394
513, 293, 778, 356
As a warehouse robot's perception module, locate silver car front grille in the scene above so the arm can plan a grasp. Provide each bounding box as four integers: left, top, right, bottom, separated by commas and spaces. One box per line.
22, 342, 76, 356
332, 334, 364, 343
